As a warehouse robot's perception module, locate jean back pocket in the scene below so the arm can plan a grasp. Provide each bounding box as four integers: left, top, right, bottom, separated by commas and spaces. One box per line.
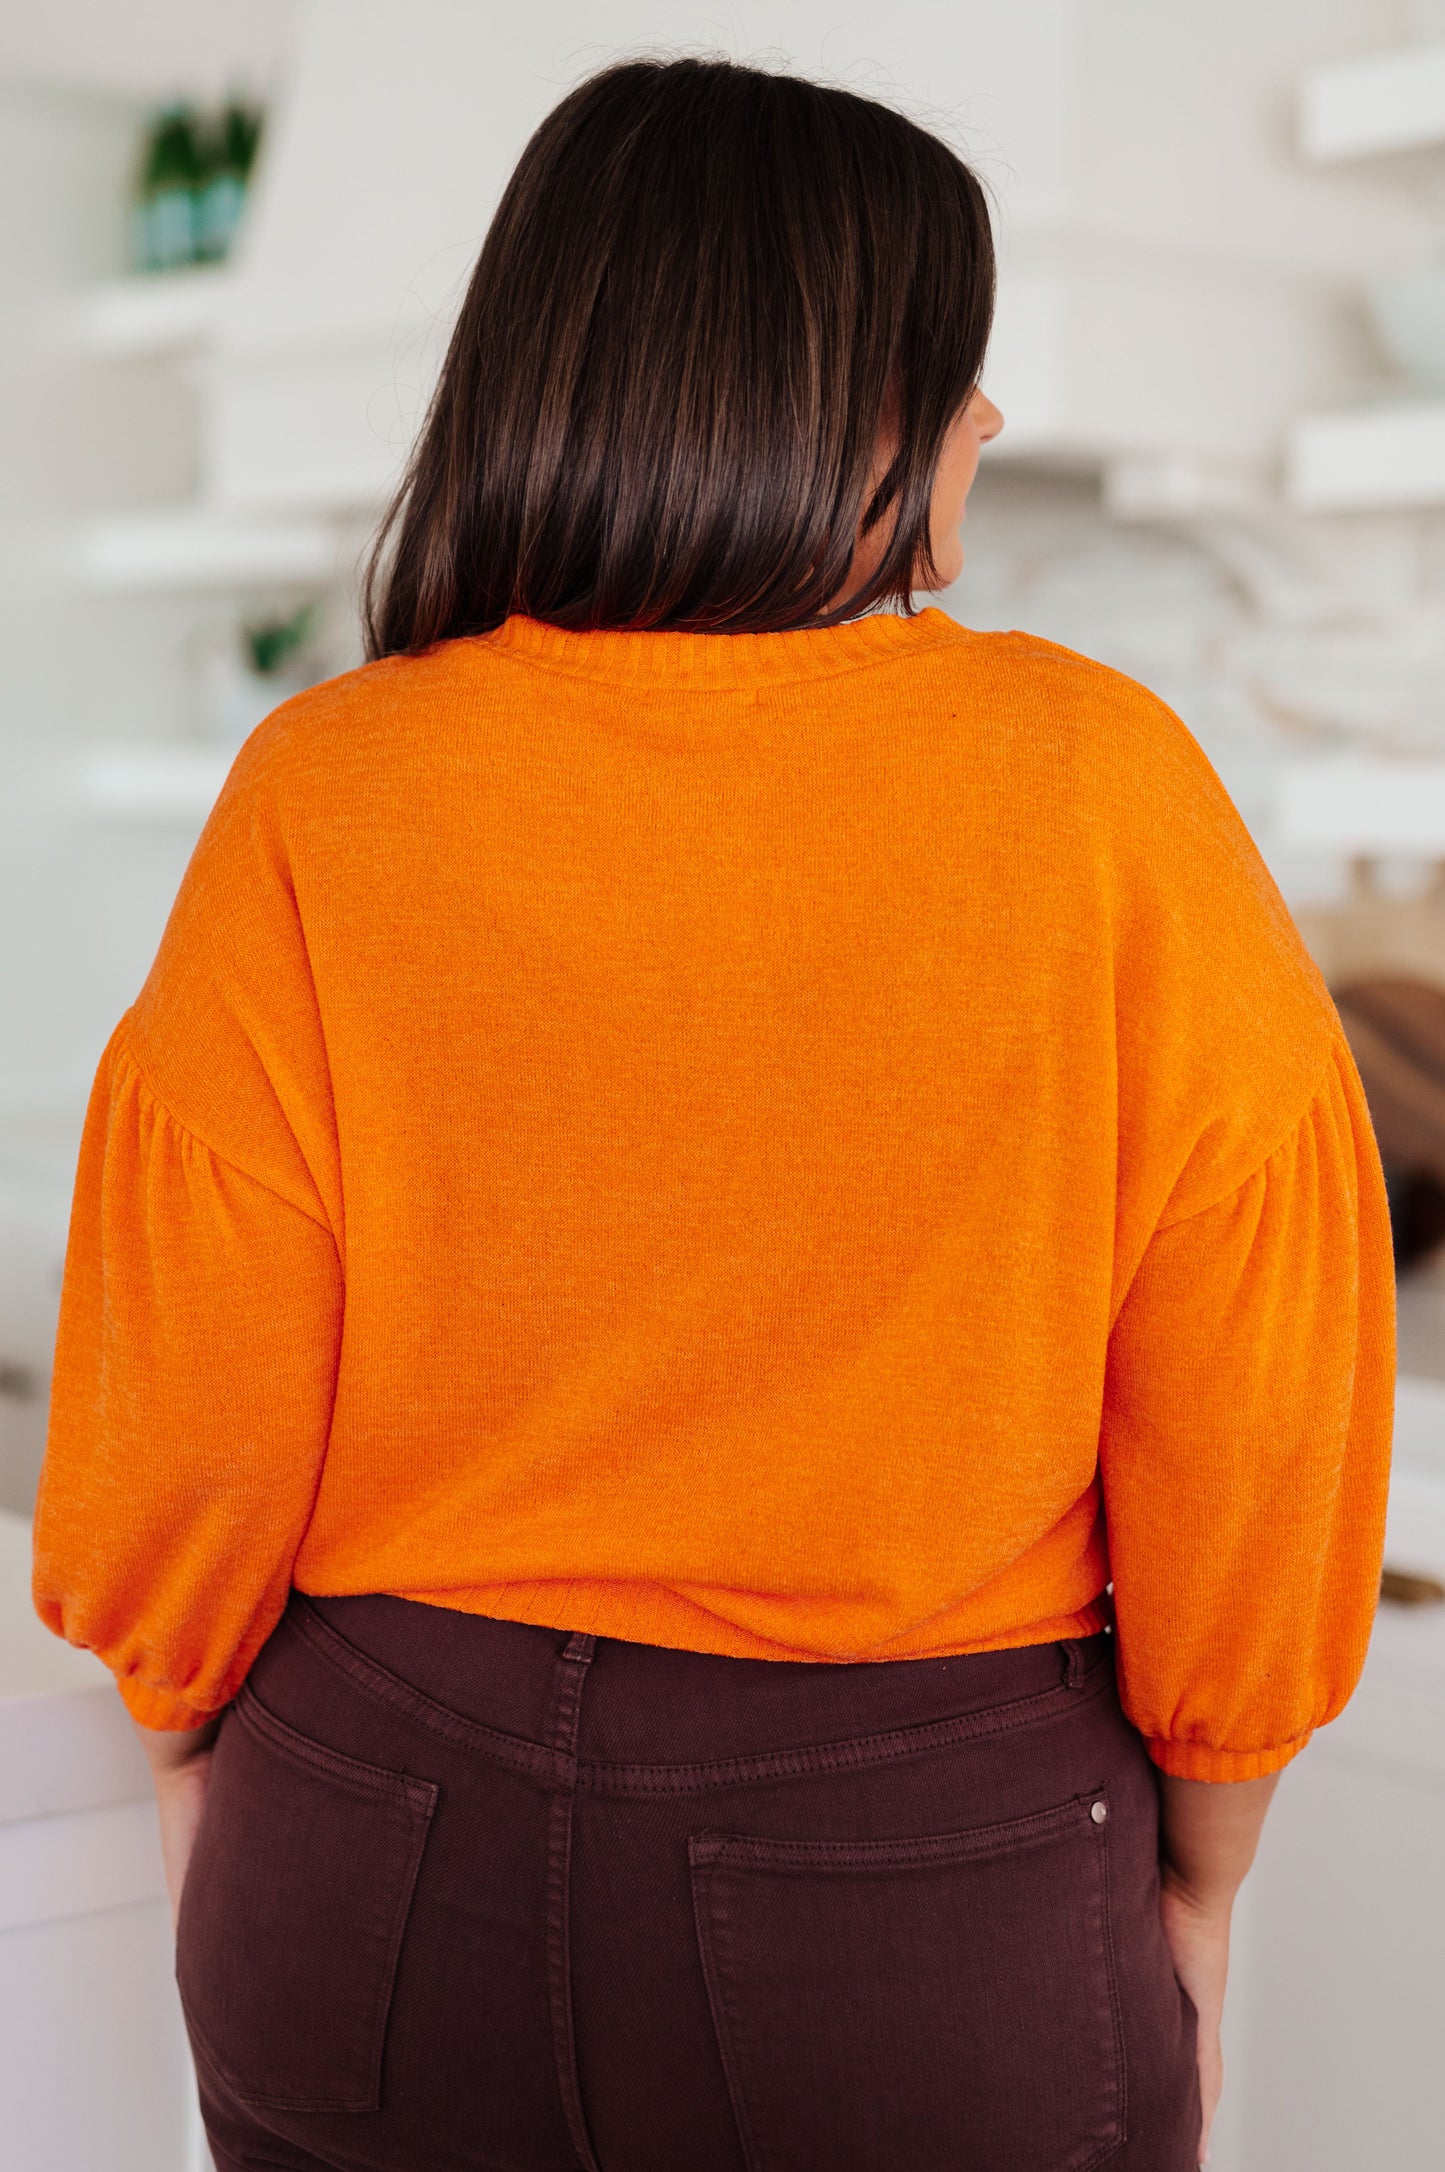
176, 1686, 437, 2114
690, 1791, 1124, 2172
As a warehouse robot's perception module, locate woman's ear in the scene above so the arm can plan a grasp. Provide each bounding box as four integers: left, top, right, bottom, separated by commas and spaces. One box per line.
922, 390, 1003, 591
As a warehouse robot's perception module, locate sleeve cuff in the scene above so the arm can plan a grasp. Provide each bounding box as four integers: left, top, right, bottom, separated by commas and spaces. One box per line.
116, 1673, 223, 1732
1144, 1730, 1314, 1782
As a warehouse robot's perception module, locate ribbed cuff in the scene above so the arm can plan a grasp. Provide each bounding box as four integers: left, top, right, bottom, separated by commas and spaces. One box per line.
116, 1673, 221, 1732
1144, 1731, 1314, 1782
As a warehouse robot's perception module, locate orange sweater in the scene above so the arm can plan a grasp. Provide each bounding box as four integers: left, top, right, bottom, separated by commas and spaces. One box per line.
33, 610, 1395, 1778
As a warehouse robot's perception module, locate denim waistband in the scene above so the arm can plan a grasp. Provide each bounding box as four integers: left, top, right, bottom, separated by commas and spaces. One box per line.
272, 1592, 1114, 1795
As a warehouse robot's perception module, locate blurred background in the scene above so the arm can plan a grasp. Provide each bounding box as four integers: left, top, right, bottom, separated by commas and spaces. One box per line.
2, 4, 1445, 2167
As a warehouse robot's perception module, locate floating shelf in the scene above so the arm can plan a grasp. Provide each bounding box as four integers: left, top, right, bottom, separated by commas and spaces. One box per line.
76, 507, 341, 592
978, 243, 1362, 476
1275, 757, 1445, 854
1287, 399, 1445, 510
69, 745, 236, 822
66, 268, 233, 360
1301, 41, 1445, 162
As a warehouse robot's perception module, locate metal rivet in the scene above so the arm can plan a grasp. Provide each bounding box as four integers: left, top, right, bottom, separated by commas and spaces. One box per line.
1090, 1800, 1108, 1824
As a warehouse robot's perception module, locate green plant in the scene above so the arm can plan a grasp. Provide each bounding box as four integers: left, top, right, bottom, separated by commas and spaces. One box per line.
196, 100, 265, 262
133, 97, 265, 271
218, 100, 265, 181
242, 601, 317, 677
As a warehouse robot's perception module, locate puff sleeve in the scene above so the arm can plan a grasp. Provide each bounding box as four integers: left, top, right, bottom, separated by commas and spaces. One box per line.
31, 1021, 343, 1730
1099, 1031, 1395, 1781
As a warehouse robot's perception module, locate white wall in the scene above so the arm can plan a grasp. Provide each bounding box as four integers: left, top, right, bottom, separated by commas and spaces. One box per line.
0, 80, 204, 1122
233, 0, 1422, 352
1070, 0, 1428, 277
5, 0, 1445, 1113
0, 0, 298, 99
229, 0, 1087, 354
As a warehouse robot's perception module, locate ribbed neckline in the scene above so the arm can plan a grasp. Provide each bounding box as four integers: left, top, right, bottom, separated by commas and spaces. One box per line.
481, 607, 962, 689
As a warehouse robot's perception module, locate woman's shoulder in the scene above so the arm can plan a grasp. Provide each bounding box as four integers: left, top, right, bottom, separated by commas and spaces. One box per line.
227, 645, 462, 777
929, 619, 1196, 747
921, 620, 1240, 842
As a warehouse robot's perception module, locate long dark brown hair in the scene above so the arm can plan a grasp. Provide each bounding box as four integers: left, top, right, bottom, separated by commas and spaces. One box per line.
363, 56, 995, 656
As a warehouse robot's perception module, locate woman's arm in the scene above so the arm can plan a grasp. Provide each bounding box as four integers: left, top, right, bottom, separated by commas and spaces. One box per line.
1160, 1769, 1280, 1910
130, 1704, 222, 1927
1157, 1769, 1281, 2166
1100, 1035, 1393, 1787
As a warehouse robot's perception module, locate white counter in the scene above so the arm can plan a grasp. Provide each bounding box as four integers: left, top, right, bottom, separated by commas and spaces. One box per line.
1215, 1384, 1445, 2172
0, 1510, 200, 2172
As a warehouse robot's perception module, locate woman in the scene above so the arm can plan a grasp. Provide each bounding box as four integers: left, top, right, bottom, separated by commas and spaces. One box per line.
33, 55, 1393, 2172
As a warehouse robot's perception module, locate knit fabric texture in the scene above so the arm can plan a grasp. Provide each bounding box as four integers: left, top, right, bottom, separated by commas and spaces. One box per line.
32, 608, 1396, 1778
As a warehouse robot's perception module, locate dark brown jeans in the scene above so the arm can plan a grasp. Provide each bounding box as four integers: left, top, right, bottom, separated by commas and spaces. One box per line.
177, 1594, 1200, 2172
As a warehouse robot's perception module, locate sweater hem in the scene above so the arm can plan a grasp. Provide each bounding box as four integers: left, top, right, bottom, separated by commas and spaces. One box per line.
367, 1579, 1115, 1665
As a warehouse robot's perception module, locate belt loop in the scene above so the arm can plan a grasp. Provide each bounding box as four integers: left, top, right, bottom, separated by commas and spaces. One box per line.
1061, 1638, 1086, 1690
562, 1631, 596, 1669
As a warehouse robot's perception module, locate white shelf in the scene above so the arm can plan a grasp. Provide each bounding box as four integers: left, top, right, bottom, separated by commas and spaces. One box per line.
1101, 452, 1264, 521
66, 268, 232, 359
76, 507, 341, 592
1275, 756, 1445, 854
1301, 41, 1445, 161
980, 238, 1370, 477
1287, 399, 1445, 510
69, 746, 236, 822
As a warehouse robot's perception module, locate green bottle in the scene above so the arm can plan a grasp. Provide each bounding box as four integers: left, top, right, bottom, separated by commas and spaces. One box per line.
196, 101, 264, 264
134, 106, 203, 272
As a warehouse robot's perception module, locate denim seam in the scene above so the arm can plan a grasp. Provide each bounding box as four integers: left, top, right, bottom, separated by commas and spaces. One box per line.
542, 1633, 602, 2172
689, 1859, 767, 2172
576, 1665, 1112, 1795
1093, 1797, 1130, 2168
290, 1599, 576, 1788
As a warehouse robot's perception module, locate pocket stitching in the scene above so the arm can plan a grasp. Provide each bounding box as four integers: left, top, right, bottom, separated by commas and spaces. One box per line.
689, 1791, 1101, 1874
235, 1684, 440, 1816
689, 1791, 1126, 2172
1096, 1797, 1129, 2166
179, 1699, 438, 2114
690, 1849, 768, 2172
290, 1599, 571, 1787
